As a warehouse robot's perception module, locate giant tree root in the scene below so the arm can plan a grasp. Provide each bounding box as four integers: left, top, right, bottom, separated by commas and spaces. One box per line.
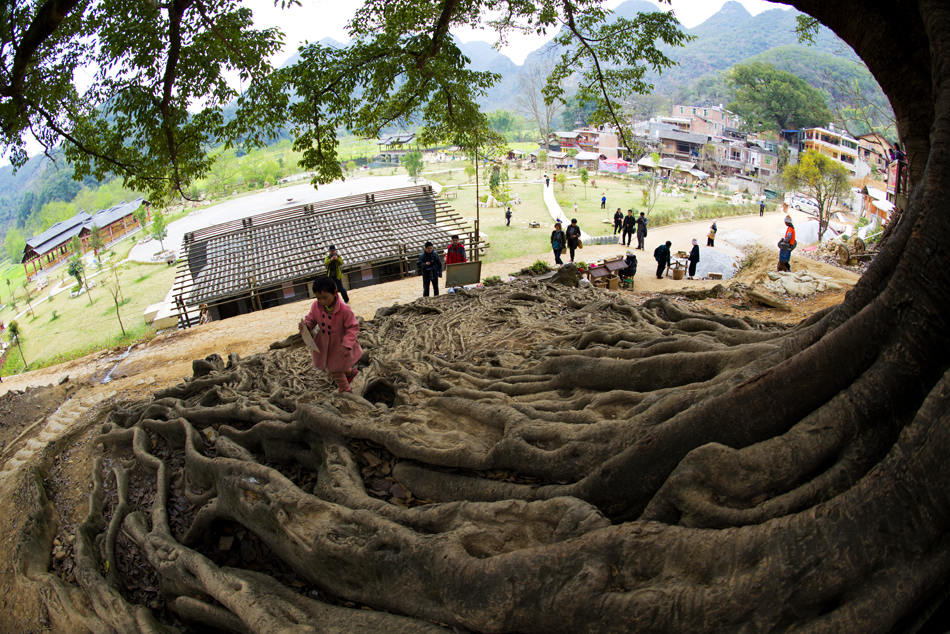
13, 280, 950, 632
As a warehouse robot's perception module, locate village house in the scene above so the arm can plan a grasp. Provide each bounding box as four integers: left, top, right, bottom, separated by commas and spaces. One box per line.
857, 133, 893, 175
671, 104, 742, 136
20, 198, 147, 278
802, 125, 860, 176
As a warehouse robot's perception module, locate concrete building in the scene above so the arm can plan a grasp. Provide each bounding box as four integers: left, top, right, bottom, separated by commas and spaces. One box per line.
802, 125, 860, 176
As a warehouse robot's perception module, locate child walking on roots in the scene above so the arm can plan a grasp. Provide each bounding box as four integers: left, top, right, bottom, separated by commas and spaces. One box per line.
298, 276, 363, 393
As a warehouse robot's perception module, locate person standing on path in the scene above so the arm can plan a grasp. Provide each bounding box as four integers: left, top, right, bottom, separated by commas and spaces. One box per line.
505, 206, 512, 226
299, 276, 363, 393
545, 174, 550, 187
654, 240, 672, 279
325, 245, 350, 303
613, 208, 623, 235
688, 238, 700, 279
621, 210, 636, 246
573, 202, 579, 217
635, 212, 648, 250
777, 215, 797, 272
707, 222, 717, 247
566, 218, 582, 263
550, 222, 566, 266
760, 199, 765, 217
445, 235, 467, 265
601, 192, 607, 209
417, 241, 442, 296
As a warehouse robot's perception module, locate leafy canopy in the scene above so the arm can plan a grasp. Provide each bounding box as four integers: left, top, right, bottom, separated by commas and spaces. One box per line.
2, 0, 689, 201
728, 62, 833, 132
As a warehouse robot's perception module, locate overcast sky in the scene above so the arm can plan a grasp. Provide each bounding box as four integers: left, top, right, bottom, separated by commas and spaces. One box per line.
248, 0, 791, 66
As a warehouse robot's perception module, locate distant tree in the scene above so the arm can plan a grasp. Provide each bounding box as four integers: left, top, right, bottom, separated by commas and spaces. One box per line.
579, 168, 590, 198
67, 254, 93, 304
151, 211, 168, 251
728, 62, 833, 132
464, 163, 476, 183
89, 225, 104, 262
643, 152, 662, 215
488, 110, 516, 136
20, 281, 35, 318
7, 320, 26, 369
5, 278, 12, 308
516, 57, 564, 151
783, 150, 850, 241
403, 150, 424, 183
70, 235, 83, 257
133, 206, 149, 229
561, 93, 598, 129
5, 228, 25, 263
107, 279, 127, 337
537, 150, 547, 169
557, 173, 566, 191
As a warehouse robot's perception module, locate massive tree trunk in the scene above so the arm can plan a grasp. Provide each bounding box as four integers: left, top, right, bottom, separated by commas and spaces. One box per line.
12, 0, 950, 631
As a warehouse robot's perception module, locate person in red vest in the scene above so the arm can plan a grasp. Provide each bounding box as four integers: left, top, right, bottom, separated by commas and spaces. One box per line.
445, 235, 467, 265
778, 215, 797, 271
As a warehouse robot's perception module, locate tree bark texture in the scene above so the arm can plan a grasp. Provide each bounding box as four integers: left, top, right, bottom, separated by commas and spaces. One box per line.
12, 0, 950, 631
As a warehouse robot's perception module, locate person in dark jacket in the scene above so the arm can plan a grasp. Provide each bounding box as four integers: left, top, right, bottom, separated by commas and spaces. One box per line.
325, 245, 349, 303
635, 212, 649, 250
654, 241, 672, 279
505, 206, 512, 226
621, 209, 636, 246
550, 222, 566, 265
621, 250, 638, 277
417, 241, 442, 296
688, 238, 700, 279
613, 208, 623, 235
565, 218, 582, 263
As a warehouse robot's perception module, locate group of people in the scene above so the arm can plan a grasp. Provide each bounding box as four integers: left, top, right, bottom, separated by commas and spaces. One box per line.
615, 209, 649, 249
652, 239, 702, 280
550, 219, 583, 265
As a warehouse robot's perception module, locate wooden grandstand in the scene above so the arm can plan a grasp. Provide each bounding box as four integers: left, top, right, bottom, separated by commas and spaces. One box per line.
172, 185, 482, 326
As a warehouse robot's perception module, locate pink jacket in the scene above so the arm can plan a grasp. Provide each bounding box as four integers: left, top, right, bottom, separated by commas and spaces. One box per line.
303, 297, 363, 372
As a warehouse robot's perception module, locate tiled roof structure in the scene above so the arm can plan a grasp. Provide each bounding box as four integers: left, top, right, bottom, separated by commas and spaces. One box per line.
174, 185, 478, 307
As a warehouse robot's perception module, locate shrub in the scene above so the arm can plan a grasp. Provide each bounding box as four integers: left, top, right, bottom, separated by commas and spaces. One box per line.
483, 275, 503, 286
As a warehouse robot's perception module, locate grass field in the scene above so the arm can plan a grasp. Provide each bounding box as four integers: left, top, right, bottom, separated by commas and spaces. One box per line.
1, 250, 177, 376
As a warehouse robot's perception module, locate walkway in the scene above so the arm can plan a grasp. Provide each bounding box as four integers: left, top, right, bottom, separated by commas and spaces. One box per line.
540, 179, 591, 240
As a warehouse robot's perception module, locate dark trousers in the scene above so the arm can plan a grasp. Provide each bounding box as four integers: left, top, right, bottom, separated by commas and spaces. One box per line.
688, 260, 698, 277
506, 216, 511, 226
601, 201, 606, 209
553, 248, 563, 265
568, 241, 578, 262
613, 222, 621, 235
636, 232, 645, 249
707, 238, 715, 247
334, 278, 349, 303
656, 261, 667, 279
622, 230, 633, 246
423, 272, 439, 296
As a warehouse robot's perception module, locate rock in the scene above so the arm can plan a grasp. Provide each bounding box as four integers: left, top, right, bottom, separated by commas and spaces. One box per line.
781, 278, 813, 297
547, 263, 580, 287
767, 271, 782, 281
746, 287, 793, 312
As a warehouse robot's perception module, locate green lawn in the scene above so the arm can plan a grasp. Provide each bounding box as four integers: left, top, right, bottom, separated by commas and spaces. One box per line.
2, 256, 177, 375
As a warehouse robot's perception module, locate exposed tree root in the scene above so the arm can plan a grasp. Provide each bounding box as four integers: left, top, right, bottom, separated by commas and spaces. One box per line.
12, 276, 950, 631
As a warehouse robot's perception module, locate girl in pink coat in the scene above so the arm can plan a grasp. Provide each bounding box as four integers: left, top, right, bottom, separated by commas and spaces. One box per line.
298, 277, 363, 392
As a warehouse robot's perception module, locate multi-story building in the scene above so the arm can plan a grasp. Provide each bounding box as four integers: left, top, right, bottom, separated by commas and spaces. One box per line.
802, 125, 860, 176
671, 104, 742, 136
857, 133, 893, 175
